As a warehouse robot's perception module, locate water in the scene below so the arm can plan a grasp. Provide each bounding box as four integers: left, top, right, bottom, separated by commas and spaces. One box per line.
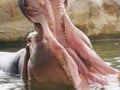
0, 42, 26, 52
0, 42, 26, 90
0, 39, 120, 90
0, 70, 25, 90
92, 39, 120, 70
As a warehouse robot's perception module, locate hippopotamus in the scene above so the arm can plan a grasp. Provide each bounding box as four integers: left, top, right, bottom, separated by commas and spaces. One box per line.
0, 49, 25, 74
0, 0, 119, 90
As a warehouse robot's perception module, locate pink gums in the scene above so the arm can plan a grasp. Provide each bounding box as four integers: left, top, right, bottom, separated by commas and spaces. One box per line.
24, 0, 119, 89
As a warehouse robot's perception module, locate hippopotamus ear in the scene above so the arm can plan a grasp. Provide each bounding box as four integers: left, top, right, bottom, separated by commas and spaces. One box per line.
64, 0, 68, 8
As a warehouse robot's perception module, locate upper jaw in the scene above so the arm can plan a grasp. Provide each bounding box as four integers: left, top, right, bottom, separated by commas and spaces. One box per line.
18, 0, 65, 30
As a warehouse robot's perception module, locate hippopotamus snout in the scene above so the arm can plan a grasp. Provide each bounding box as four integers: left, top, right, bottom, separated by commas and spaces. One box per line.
17, 0, 119, 90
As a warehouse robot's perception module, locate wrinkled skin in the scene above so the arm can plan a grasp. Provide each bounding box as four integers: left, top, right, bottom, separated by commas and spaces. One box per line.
18, 0, 119, 90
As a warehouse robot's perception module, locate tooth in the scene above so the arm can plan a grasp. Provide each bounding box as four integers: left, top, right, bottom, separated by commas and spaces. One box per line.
26, 6, 33, 10
39, 1, 45, 7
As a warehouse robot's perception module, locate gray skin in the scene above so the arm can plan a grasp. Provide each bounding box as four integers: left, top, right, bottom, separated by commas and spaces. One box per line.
0, 0, 28, 75
0, 48, 25, 75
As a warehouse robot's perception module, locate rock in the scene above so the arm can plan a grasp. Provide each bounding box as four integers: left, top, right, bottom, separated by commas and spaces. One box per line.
1, 0, 120, 42
0, 0, 34, 42
66, 0, 120, 37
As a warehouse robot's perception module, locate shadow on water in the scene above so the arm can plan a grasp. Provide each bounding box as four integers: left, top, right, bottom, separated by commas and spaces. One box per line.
0, 39, 120, 90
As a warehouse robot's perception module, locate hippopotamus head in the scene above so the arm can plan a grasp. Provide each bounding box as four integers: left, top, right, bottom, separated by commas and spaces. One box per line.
18, 0, 67, 26
22, 26, 81, 90
18, 0, 118, 90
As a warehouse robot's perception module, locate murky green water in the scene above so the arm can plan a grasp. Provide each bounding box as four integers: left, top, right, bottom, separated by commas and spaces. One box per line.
1, 40, 120, 70
0, 42, 26, 52
0, 39, 120, 90
91, 39, 120, 70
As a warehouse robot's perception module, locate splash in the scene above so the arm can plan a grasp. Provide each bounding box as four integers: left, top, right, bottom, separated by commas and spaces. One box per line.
89, 74, 120, 90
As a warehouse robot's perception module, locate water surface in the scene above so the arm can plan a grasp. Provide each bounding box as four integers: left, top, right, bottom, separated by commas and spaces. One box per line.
0, 39, 120, 90
92, 39, 120, 70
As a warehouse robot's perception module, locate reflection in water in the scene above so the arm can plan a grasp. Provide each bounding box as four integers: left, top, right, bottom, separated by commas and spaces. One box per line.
0, 39, 120, 90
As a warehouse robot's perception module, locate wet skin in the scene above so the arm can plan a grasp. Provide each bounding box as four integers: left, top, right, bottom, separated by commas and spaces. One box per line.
0, 0, 119, 90
0, 49, 25, 74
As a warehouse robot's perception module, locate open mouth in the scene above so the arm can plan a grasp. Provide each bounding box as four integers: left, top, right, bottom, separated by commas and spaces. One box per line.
19, 0, 119, 89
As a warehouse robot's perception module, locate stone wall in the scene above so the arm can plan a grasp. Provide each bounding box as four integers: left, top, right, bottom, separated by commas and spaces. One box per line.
66, 0, 120, 38
0, 0, 120, 42
0, 0, 34, 42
